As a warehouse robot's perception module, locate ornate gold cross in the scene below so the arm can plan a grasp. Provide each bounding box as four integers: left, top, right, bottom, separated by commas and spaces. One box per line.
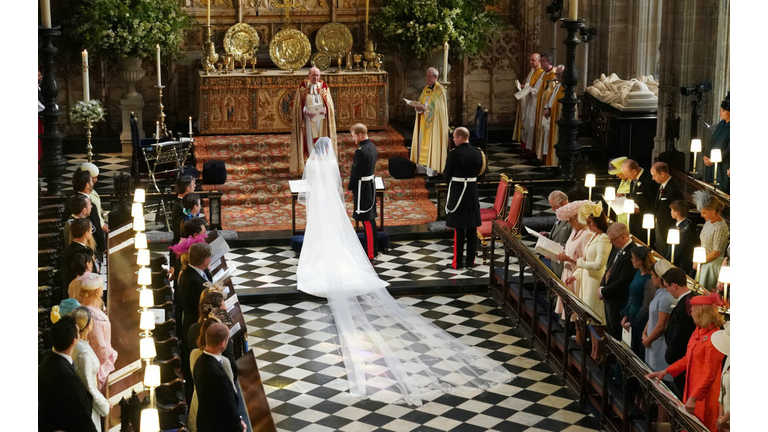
270, 0, 307, 26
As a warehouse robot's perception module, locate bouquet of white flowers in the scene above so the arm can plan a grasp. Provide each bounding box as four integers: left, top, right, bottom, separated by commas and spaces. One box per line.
69, 100, 107, 125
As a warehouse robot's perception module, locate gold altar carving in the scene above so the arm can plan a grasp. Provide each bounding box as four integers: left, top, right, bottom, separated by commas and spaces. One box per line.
224, 23, 260, 58
197, 68, 388, 135
269, 28, 312, 72
315, 22, 354, 58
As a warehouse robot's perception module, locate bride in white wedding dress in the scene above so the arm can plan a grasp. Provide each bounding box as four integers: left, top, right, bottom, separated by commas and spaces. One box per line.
296, 137, 514, 406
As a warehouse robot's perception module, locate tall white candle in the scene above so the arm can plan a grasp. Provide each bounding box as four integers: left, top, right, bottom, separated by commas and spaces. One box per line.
569, 0, 578, 20
156, 121, 160, 139
41, 0, 51, 28
156, 44, 162, 87
443, 41, 449, 83
82, 50, 90, 103
189, 116, 193, 135
207, 0, 211, 26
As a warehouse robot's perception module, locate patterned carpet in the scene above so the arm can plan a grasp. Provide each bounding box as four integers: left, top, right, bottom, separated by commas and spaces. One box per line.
194, 127, 437, 231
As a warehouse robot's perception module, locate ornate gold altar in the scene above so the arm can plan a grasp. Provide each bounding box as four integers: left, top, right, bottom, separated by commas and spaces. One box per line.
197, 68, 388, 135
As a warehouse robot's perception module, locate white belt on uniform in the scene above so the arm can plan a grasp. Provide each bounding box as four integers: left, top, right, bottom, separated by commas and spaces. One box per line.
445, 177, 477, 214
355, 174, 376, 214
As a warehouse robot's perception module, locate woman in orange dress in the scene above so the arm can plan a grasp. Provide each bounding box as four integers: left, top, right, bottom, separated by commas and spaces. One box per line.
646, 293, 724, 431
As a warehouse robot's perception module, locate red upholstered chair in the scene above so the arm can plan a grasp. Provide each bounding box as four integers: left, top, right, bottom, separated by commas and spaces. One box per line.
477, 184, 527, 262
480, 173, 511, 222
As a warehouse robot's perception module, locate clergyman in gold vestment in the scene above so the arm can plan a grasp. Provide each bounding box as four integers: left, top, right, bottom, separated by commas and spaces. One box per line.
410, 67, 449, 176
290, 67, 338, 174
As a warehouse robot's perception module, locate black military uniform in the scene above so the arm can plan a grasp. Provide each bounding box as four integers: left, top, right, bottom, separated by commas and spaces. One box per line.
349, 138, 378, 259
444, 142, 485, 269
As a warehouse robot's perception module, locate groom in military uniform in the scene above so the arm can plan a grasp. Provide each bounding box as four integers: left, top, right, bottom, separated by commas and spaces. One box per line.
444, 127, 486, 269
349, 123, 378, 260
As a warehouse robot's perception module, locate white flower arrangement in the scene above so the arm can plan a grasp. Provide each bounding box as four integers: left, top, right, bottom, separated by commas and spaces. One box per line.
69, 100, 107, 125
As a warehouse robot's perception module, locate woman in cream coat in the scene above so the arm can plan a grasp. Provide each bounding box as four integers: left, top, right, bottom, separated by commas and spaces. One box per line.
565, 202, 611, 361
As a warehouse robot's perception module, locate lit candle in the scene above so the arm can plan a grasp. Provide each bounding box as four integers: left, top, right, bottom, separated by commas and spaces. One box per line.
189, 116, 193, 135
41, 0, 51, 28
156, 44, 162, 87
443, 41, 449, 83
156, 121, 160, 139
82, 50, 90, 103
569, 0, 578, 20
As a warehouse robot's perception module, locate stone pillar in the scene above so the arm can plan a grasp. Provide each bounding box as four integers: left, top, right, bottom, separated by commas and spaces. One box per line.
118, 57, 146, 156
652, 0, 729, 162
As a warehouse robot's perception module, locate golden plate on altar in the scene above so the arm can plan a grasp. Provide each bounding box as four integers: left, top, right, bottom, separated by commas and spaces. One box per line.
269, 28, 312, 71
310, 52, 331, 71
224, 23, 260, 58
315, 22, 353, 58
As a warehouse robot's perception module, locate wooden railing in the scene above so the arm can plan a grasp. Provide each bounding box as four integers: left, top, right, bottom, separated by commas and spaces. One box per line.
489, 221, 710, 432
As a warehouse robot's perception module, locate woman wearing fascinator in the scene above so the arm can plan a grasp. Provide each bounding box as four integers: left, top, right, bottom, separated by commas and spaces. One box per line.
692, 190, 729, 290
562, 201, 611, 363
553, 200, 594, 318
294, 136, 513, 406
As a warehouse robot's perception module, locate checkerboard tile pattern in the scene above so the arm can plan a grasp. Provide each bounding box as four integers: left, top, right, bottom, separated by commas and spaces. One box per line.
41, 153, 130, 196
242, 295, 601, 432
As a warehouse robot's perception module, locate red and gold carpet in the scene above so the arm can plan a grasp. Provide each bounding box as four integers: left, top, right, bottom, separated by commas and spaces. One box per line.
195, 126, 436, 231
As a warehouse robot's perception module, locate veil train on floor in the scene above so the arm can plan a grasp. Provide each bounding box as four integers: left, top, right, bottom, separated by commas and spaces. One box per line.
297, 137, 514, 406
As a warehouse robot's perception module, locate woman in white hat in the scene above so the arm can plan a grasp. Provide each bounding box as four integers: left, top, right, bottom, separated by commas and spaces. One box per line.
70, 273, 117, 391
80, 162, 109, 235
713, 321, 730, 431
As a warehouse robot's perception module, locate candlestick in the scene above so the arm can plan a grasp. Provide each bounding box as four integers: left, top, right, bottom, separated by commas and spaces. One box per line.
569, 0, 578, 20
189, 116, 193, 135
443, 41, 449, 83
82, 50, 89, 103
156, 44, 162, 87
41, 0, 51, 28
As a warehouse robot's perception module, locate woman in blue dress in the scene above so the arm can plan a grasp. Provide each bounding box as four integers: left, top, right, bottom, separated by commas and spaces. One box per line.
620, 246, 655, 358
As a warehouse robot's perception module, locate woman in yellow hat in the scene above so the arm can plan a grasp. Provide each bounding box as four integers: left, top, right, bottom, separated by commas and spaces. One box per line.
608, 157, 631, 225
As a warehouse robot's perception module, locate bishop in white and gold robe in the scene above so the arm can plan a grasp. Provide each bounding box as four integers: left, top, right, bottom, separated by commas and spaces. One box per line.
411, 68, 449, 175
290, 67, 337, 174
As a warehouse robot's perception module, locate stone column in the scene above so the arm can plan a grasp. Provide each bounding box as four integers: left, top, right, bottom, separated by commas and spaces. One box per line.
652, 0, 729, 162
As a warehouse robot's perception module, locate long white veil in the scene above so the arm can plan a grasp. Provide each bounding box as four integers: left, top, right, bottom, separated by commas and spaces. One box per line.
297, 137, 514, 406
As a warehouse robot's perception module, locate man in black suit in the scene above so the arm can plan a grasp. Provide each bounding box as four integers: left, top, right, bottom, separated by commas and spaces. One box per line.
39, 315, 99, 432
667, 200, 697, 275
348, 123, 378, 260
178, 242, 213, 403
61, 218, 95, 297
621, 158, 659, 240
541, 190, 572, 277
62, 170, 106, 259
194, 322, 246, 432
661, 267, 698, 399
444, 127, 485, 270
650, 162, 683, 255
598, 222, 637, 339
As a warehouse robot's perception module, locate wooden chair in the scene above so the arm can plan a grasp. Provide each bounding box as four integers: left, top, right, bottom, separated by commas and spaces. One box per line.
477, 184, 527, 262
480, 173, 511, 222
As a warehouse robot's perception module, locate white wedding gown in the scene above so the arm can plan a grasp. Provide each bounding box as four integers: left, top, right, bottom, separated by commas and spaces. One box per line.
297, 138, 514, 406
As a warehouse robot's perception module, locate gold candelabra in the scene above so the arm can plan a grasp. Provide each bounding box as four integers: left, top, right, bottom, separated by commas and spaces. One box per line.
155, 85, 171, 138
202, 25, 218, 75
86, 120, 93, 162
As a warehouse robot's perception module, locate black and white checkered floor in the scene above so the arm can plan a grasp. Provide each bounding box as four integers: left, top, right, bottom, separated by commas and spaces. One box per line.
240, 294, 601, 432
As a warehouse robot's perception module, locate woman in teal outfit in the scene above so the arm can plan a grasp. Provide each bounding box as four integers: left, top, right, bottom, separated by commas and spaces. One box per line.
620, 246, 655, 358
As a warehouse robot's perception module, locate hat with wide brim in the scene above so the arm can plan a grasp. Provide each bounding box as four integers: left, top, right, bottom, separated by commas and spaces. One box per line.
608, 157, 627, 175
712, 321, 730, 356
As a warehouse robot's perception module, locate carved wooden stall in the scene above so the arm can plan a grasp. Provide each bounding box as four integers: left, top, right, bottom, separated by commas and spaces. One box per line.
489, 221, 713, 432
105, 222, 147, 430
197, 69, 388, 135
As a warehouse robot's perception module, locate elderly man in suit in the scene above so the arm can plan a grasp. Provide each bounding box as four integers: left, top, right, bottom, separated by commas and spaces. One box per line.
349, 123, 379, 260
650, 162, 683, 255
662, 267, 698, 399
598, 222, 637, 339
444, 127, 485, 270
194, 322, 246, 432
620, 158, 659, 239
178, 242, 213, 404
39, 316, 99, 432
540, 190, 572, 277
